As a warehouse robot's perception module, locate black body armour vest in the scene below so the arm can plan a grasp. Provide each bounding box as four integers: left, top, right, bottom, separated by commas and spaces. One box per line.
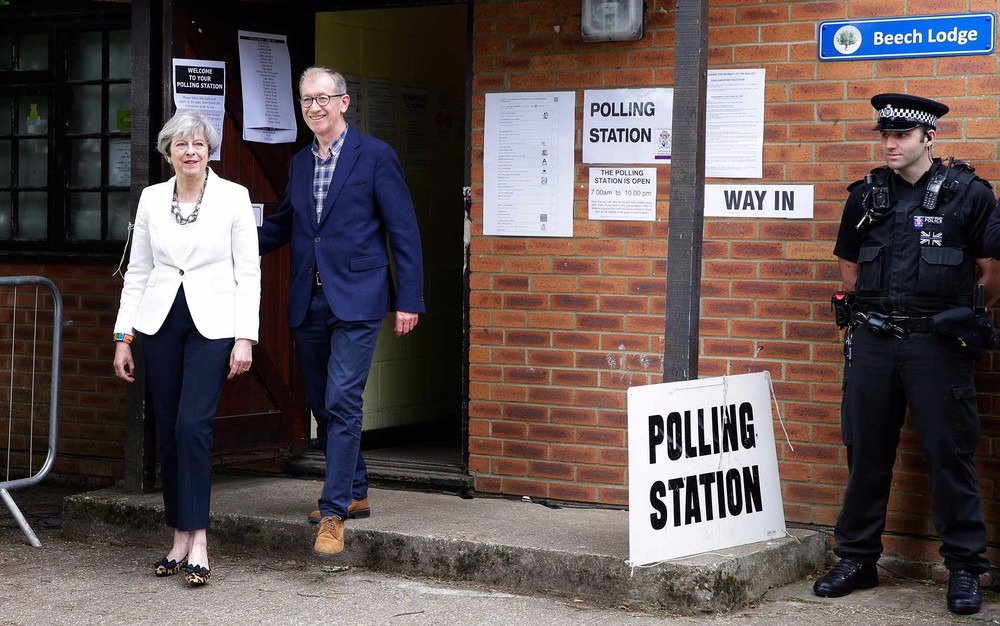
851, 160, 983, 315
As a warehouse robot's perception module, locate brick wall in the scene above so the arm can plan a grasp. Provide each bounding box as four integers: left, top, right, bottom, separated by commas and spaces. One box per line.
470, 0, 1000, 567
0, 263, 125, 486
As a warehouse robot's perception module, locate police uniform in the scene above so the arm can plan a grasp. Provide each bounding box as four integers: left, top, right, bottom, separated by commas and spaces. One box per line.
831, 95, 994, 581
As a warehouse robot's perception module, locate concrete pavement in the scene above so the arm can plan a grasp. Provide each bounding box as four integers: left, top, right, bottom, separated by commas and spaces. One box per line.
1, 477, 997, 623
1, 533, 997, 625
58, 474, 825, 614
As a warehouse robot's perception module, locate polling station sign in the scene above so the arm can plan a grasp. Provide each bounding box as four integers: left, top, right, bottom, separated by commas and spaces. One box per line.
583, 88, 673, 165
627, 372, 786, 566
819, 13, 995, 61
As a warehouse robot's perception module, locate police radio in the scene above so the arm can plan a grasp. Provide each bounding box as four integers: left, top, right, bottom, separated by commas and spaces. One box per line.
922, 157, 960, 211
922, 170, 946, 211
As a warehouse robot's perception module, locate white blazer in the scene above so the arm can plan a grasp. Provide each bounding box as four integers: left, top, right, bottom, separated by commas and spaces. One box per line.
114, 169, 261, 343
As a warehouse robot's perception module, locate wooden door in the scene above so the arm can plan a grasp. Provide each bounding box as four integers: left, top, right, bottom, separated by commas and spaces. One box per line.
169, 0, 314, 463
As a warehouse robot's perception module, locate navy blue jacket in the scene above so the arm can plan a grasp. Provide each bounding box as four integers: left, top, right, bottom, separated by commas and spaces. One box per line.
259, 129, 425, 325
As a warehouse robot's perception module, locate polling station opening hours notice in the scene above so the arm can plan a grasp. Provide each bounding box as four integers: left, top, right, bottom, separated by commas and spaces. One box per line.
483, 91, 576, 237
627, 372, 787, 565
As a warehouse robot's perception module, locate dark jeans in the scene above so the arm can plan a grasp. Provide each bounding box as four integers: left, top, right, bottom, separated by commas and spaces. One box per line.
293, 286, 380, 518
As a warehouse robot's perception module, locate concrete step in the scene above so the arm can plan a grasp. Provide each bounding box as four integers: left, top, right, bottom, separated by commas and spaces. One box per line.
287, 451, 476, 491
61, 474, 826, 614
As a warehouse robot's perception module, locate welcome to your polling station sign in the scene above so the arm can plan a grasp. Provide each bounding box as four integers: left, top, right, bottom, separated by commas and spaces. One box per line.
627, 372, 786, 566
819, 12, 994, 61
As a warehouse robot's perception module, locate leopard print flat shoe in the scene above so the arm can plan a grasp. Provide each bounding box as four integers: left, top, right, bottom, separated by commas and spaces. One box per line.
183, 563, 211, 586
153, 556, 187, 577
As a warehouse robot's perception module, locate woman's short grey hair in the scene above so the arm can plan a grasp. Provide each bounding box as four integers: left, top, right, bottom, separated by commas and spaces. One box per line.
156, 110, 220, 158
299, 66, 347, 96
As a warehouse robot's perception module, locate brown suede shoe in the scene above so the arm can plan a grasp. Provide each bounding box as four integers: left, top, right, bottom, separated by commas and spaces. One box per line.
313, 516, 345, 557
307, 497, 371, 523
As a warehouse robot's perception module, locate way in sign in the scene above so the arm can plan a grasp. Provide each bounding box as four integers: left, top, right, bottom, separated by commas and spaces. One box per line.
724, 189, 796, 212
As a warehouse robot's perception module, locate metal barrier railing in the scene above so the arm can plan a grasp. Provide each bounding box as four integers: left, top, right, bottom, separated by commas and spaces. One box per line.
0, 276, 62, 547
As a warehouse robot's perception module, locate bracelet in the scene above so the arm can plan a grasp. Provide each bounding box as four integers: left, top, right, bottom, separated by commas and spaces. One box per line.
113, 332, 134, 344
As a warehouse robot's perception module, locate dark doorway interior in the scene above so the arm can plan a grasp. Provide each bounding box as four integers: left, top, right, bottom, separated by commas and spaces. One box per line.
288, 2, 470, 491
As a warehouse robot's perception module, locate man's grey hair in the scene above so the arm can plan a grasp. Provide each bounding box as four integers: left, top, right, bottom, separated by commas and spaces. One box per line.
156, 110, 220, 158
299, 66, 348, 96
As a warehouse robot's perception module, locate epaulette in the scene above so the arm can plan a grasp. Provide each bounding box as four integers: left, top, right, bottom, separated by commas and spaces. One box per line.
953, 160, 992, 190
923, 158, 987, 211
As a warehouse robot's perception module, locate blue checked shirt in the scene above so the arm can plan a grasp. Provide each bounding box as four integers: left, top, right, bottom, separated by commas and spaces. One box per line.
311, 126, 348, 222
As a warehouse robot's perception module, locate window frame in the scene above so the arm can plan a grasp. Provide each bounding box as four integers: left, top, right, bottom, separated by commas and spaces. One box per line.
0, 10, 131, 260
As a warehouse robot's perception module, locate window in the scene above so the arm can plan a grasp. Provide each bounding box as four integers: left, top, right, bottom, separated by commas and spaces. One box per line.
0, 9, 131, 256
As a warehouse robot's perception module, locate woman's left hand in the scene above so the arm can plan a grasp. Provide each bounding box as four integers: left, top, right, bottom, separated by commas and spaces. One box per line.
227, 338, 253, 380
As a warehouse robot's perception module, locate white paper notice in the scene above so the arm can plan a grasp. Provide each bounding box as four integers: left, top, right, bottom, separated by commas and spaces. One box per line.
172, 58, 226, 161
343, 74, 364, 130
238, 31, 297, 144
583, 88, 673, 164
109, 138, 131, 187
706, 69, 765, 179
364, 78, 399, 152
589, 167, 656, 221
401, 86, 431, 170
432, 88, 459, 143
484, 91, 576, 237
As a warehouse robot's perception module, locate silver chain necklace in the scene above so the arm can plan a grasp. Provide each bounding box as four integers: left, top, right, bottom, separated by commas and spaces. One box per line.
171, 170, 209, 225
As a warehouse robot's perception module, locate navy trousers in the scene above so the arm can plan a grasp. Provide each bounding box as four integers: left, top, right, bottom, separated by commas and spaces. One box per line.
141, 287, 233, 531
293, 285, 380, 518
835, 325, 989, 574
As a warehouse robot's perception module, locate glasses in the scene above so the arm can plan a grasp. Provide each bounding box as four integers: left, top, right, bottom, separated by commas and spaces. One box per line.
298, 93, 345, 108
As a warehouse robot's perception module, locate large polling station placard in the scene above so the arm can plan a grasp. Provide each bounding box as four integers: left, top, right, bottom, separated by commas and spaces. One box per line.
627, 372, 786, 565
583, 88, 673, 165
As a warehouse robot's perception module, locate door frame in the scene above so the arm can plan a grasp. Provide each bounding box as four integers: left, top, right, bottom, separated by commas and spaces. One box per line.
125, 0, 473, 491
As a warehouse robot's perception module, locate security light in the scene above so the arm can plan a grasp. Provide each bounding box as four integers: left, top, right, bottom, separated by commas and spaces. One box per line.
581, 0, 645, 42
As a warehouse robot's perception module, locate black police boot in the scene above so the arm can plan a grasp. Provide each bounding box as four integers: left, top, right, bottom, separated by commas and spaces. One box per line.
813, 558, 879, 597
947, 569, 982, 615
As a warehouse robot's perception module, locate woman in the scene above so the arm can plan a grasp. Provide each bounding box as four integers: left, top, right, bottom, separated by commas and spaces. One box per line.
112, 110, 260, 586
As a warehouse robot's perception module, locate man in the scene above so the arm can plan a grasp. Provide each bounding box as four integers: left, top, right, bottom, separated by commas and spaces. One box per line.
817, 93, 998, 616
259, 67, 425, 557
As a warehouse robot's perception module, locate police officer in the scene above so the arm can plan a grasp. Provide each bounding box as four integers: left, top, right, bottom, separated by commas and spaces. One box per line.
815, 93, 999, 616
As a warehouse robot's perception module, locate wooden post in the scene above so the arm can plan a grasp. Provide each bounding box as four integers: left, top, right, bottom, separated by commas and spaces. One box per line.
663, 0, 709, 383
122, 0, 167, 492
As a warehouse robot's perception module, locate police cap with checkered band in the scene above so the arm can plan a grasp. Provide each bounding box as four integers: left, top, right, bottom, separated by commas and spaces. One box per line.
871, 93, 949, 132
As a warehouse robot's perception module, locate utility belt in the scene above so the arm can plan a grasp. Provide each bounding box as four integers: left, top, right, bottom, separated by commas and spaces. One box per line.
852, 310, 933, 339
832, 290, 997, 358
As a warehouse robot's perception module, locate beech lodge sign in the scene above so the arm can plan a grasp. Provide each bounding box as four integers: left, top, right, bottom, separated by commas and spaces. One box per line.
627, 372, 786, 565
819, 13, 995, 61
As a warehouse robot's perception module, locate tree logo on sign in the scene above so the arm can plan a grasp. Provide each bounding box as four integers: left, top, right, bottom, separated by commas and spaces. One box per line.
835, 26, 863, 54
